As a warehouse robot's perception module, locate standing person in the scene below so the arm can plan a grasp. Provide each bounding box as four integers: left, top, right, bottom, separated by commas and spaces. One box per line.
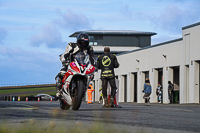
87, 84, 95, 104
156, 82, 162, 103
143, 78, 152, 106
98, 87, 103, 104
55, 33, 95, 91
96, 47, 120, 108
168, 81, 174, 103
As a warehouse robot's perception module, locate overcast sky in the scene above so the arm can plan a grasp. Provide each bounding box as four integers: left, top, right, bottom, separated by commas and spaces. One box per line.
0, 0, 200, 86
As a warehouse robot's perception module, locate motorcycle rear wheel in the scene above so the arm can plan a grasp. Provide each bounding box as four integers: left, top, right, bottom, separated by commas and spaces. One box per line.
72, 80, 84, 110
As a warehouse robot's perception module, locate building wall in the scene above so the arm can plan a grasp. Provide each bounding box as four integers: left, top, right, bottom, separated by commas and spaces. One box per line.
94, 22, 200, 104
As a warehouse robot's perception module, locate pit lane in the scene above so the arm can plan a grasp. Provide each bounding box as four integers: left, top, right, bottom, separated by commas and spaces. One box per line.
0, 101, 200, 133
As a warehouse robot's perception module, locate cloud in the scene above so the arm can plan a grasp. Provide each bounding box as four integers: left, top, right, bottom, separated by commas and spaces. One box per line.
120, 2, 200, 34
0, 46, 59, 70
0, 46, 61, 85
30, 23, 64, 48
120, 4, 132, 18
154, 3, 200, 33
55, 9, 93, 32
0, 27, 7, 44
30, 9, 93, 48
120, 4, 154, 21
154, 4, 184, 33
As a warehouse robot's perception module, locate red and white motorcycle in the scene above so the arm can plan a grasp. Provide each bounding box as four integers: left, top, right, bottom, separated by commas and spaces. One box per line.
58, 52, 95, 110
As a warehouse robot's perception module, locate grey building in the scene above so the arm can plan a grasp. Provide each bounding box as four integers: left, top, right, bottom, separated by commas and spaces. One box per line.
93, 22, 200, 104
69, 30, 157, 57
69, 30, 156, 102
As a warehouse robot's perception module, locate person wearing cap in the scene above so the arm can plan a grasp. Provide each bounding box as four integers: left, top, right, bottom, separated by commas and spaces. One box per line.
96, 47, 119, 107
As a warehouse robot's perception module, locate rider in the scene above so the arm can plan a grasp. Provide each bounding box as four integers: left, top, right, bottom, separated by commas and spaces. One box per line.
55, 33, 95, 90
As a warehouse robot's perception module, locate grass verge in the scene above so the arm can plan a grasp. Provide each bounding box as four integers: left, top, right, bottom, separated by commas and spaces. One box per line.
0, 87, 57, 96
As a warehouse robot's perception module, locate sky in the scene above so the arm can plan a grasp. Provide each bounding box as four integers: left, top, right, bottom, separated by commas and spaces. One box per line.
0, 0, 200, 86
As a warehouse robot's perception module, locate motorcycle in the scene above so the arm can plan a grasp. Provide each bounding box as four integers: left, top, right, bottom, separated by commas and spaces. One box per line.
58, 52, 95, 110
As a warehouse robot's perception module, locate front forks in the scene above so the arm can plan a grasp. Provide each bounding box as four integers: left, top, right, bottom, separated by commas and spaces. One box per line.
70, 82, 76, 97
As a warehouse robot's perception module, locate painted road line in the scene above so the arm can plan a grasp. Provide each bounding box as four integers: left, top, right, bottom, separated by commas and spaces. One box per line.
0, 107, 38, 110
166, 108, 193, 112
0, 104, 38, 110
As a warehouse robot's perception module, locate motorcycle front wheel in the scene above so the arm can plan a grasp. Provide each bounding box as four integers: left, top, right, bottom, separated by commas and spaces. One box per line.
72, 79, 84, 110
60, 99, 70, 110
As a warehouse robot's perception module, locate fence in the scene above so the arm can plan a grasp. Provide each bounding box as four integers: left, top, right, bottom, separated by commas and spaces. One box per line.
0, 83, 56, 90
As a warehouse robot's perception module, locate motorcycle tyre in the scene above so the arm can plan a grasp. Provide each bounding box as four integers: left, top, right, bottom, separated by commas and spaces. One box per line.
72, 80, 84, 110
60, 99, 70, 110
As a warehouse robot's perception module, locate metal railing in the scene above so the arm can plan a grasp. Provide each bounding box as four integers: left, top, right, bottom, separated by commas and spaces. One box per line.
0, 82, 56, 90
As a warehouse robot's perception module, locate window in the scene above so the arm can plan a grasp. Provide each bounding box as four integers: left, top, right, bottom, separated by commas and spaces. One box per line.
89, 42, 94, 45
89, 35, 103, 46
94, 36, 103, 40
89, 36, 94, 46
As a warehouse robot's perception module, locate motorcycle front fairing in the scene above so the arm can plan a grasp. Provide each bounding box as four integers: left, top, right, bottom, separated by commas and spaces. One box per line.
69, 53, 95, 88
61, 70, 73, 105
60, 52, 96, 108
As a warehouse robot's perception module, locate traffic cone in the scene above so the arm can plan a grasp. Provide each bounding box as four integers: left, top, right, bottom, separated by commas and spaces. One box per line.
38, 97, 40, 102
50, 97, 52, 101
18, 96, 20, 101
26, 97, 28, 101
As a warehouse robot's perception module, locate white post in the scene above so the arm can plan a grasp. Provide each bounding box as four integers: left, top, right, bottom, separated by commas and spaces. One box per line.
152, 69, 158, 103
118, 75, 124, 102
193, 61, 199, 103
137, 71, 145, 103
127, 73, 134, 102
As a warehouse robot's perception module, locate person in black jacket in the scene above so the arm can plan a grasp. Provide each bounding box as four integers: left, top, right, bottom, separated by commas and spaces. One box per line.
168, 81, 174, 103
55, 33, 95, 90
96, 47, 119, 107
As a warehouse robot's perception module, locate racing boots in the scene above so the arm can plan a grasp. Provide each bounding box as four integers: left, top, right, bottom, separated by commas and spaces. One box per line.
103, 98, 108, 108
147, 98, 151, 106
109, 97, 115, 107
55, 73, 64, 90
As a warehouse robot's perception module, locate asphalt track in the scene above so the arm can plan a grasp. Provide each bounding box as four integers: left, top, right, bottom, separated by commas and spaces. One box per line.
0, 101, 200, 133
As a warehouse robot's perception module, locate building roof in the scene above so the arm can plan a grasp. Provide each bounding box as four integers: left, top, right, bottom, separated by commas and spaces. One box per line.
69, 30, 157, 37
182, 22, 200, 30
92, 45, 140, 54
117, 38, 183, 56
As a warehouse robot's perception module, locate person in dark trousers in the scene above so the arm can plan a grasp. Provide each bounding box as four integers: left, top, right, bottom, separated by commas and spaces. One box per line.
156, 82, 162, 103
143, 78, 152, 106
96, 47, 119, 107
55, 33, 95, 91
98, 88, 104, 104
168, 81, 174, 103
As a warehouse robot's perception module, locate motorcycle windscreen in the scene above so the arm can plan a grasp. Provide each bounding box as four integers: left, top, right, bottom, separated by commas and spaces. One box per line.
75, 52, 89, 65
